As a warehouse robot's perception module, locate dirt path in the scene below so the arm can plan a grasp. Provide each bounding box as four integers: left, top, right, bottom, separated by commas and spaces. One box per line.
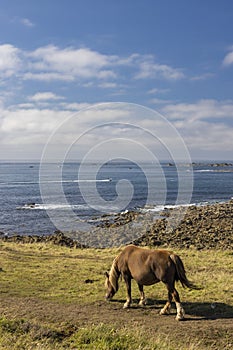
0, 296, 232, 349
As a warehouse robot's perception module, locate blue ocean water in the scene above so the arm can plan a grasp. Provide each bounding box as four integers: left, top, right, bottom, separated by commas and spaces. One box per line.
0, 161, 233, 236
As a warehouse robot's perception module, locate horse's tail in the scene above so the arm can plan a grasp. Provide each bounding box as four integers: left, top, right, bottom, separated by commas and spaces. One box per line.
170, 254, 198, 289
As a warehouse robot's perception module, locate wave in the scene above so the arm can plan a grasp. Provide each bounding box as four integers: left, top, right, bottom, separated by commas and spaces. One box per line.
194, 169, 233, 173
17, 203, 90, 210
73, 179, 112, 183
194, 170, 215, 173
0, 178, 112, 186
141, 203, 195, 213
17, 201, 120, 212
140, 200, 222, 214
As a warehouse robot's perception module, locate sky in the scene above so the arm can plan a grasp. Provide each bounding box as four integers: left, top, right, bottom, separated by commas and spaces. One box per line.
0, 0, 233, 161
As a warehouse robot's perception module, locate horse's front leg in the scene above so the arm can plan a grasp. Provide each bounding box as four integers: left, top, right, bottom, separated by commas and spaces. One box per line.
138, 283, 146, 306
123, 274, 132, 309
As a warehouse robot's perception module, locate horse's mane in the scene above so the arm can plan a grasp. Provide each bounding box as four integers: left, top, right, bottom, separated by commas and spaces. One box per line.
109, 257, 120, 292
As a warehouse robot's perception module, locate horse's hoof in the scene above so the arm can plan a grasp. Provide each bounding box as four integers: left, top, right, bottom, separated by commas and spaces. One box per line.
138, 303, 145, 308
175, 315, 185, 321
123, 303, 130, 309
159, 309, 170, 315
138, 300, 147, 307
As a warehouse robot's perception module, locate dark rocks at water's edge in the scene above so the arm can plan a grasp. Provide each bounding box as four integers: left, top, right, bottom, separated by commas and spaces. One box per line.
167, 162, 233, 167
96, 210, 139, 228
132, 201, 233, 250
0, 201, 233, 250
95, 201, 233, 250
0, 231, 86, 249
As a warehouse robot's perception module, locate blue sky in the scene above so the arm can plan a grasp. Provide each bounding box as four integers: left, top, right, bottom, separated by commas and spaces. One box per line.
1, 0, 233, 160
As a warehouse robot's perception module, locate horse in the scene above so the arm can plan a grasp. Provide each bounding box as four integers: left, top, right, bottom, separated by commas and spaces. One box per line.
105, 245, 197, 321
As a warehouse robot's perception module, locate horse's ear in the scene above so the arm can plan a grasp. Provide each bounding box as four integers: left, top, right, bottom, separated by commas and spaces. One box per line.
104, 272, 109, 278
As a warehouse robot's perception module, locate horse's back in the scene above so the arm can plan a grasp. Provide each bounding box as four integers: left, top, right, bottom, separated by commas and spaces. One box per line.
118, 245, 173, 285
120, 245, 172, 261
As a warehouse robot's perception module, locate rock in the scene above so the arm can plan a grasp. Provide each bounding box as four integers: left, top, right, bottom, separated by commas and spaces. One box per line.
1, 201, 233, 250
211, 163, 233, 167
0, 231, 86, 248
132, 201, 233, 250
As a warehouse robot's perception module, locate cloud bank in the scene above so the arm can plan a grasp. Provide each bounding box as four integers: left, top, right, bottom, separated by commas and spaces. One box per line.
0, 43, 232, 160
1, 98, 233, 160
0, 43, 185, 85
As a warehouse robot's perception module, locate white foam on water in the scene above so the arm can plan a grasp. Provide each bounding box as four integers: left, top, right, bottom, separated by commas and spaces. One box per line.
17, 200, 119, 212
17, 203, 89, 210
0, 178, 112, 187
141, 199, 228, 214
141, 202, 202, 214
194, 169, 215, 172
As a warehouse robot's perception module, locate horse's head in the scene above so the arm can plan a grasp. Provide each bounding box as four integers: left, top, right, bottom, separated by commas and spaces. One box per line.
104, 272, 116, 300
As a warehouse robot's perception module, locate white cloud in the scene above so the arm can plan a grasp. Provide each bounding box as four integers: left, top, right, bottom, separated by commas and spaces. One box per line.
147, 88, 170, 94
20, 18, 35, 27
134, 56, 185, 80
98, 82, 118, 88
162, 99, 233, 122
0, 103, 164, 147
222, 50, 233, 66
23, 72, 75, 82
0, 107, 70, 147
0, 42, 188, 87
160, 99, 233, 158
0, 44, 21, 77
110, 52, 184, 81
174, 119, 233, 155
1, 108, 63, 133
59, 102, 92, 110
21, 44, 186, 83
190, 73, 214, 81
150, 98, 175, 105
26, 45, 117, 81
29, 92, 65, 102
1, 99, 233, 160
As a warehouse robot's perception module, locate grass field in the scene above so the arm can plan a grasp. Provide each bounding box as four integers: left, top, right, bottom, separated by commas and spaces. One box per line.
0, 241, 232, 349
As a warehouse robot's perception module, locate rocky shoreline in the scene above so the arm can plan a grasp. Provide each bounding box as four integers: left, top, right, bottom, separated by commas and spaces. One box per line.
0, 230, 86, 249
132, 201, 233, 250
1, 201, 232, 250
167, 162, 233, 167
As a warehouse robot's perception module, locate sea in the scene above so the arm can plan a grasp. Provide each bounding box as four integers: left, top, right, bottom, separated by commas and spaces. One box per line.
0, 160, 233, 237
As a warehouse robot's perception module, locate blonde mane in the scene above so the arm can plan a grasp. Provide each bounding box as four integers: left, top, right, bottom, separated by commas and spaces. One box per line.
109, 257, 120, 292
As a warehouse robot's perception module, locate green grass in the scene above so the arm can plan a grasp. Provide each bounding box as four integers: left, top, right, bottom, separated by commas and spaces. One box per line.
0, 243, 114, 303
0, 242, 232, 349
0, 319, 195, 350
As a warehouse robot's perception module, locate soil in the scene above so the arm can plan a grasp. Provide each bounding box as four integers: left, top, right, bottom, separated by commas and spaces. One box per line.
0, 296, 232, 349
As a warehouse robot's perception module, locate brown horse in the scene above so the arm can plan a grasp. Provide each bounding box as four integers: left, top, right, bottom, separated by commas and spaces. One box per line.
105, 245, 197, 320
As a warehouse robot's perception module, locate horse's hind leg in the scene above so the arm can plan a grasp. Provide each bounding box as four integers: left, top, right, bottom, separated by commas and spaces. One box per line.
159, 285, 172, 315
160, 284, 185, 320
138, 283, 146, 306
172, 288, 185, 321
